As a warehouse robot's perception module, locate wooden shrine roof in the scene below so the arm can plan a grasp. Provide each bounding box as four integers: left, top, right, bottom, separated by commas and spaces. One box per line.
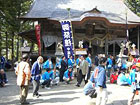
20, 0, 140, 25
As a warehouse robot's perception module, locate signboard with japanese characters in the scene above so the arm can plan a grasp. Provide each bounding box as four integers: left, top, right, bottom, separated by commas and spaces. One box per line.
20, 47, 31, 52
60, 20, 74, 60
75, 48, 87, 55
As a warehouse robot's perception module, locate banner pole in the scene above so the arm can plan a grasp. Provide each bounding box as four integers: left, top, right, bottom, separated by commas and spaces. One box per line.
70, 22, 75, 59
67, 8, 75, 59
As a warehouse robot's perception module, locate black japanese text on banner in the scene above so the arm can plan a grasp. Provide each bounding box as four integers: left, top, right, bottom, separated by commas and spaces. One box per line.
60, 20, 74, 60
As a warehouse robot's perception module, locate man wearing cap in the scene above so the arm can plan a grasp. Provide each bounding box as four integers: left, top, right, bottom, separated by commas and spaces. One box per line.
63, 66, 74, 84
15, 54, 31, 104
31, 56, 43, 98
128, 63, 140, 105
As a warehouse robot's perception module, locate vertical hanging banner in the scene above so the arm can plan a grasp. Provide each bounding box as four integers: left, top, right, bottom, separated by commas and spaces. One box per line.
60, 20, 74, 60
35, 25, 41, 56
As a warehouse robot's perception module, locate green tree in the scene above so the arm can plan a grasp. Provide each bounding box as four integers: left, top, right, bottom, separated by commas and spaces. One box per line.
125, 0, 140, 16
0, 0, 33, 68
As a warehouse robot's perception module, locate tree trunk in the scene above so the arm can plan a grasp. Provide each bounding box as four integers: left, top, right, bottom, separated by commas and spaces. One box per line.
0, 27, 2, 56
11, 32, 14, 70
6, 32, 8, 60
16, 36, 19, 61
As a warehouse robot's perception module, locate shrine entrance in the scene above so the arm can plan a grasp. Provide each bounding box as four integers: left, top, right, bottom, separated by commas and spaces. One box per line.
72, 18, 127, 56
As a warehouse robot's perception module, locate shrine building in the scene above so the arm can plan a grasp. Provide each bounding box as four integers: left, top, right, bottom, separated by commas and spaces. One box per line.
19, 0, 140, 58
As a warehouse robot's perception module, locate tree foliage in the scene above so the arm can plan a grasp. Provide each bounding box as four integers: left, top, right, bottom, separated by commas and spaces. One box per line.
125, 0, 140, 16
0, 0, 33, 61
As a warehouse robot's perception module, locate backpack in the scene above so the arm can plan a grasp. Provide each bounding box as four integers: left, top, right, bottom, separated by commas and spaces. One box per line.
88, 89, 97, 98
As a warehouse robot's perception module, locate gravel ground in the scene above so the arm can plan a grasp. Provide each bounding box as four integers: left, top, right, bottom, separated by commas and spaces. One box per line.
0, 71, 140, 105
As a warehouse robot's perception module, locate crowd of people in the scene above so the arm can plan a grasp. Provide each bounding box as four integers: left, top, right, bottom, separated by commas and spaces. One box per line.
1, 52, 140, 105
14, 53, 94, 104
83, 54, 140, 105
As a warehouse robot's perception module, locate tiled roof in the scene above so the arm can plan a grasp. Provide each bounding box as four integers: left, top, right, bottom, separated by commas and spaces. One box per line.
21, 0, 140, 24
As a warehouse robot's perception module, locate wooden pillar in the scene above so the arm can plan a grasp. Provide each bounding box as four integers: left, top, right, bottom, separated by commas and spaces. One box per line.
138, 26, 140, 52
113, 42, 115, 57
39, 20, 43, 56
105, 37, 108, 55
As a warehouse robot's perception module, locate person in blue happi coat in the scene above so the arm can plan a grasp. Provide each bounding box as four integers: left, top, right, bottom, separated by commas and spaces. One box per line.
68, 55, 75, 69
55, 57, 61, 70
121, 62, 127, 72
128, 63, 140, 105
76, 55, 81, 76
49, 67, 59, 85
94, 55, 99, 66
83, 80, 95, 95
0, 56, 6, 69
40, 70, 52, 89
76, 55, 81, 70
63, 66, 74, 84
89, 57, 108, 105
107, 55, 113, 77
117, 72, 129, 86
31, 56, 44, 97
86, 53, 92, 81
43, 57, 53, 71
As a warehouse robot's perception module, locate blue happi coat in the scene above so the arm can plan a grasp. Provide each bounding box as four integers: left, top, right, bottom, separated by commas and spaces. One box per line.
90, 65, 107, 88
107, 58, 112, 69
31, 61, 42, 81
49, 70, 59, 80
41, 71, 51, 80
76, 58, 80, 66
128, 69, 140, 92
68, 58, 75, 68
43, 60, 53, 69
86, 57, 92, 67
63, 70, 73, 79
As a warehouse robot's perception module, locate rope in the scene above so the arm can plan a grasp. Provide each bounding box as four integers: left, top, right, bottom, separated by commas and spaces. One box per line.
74, 33, 112, 41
